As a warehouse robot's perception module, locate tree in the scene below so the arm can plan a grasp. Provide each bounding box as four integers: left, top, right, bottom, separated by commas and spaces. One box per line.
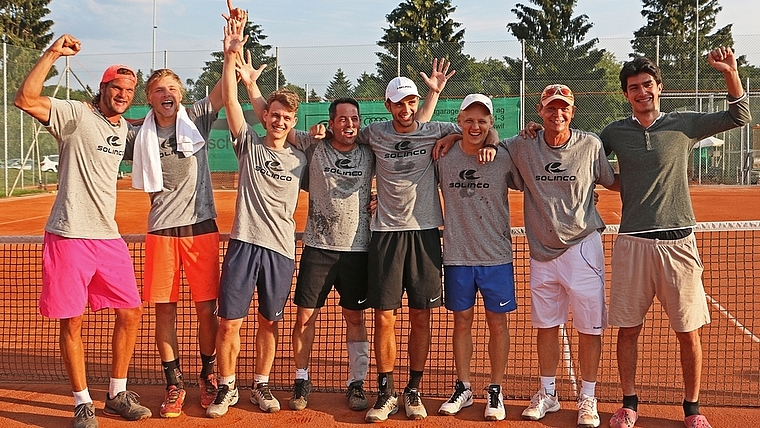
505, 0, 619, 133
324, 68, 353, 100
376, 0, 476, 96
0, 0, 54, 49
187, 19, 285, 102
631, 0, 739, 92
353, 72, 384, 101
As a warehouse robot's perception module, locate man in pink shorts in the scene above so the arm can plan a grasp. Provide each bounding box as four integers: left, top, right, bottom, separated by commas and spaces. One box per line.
15, 34, 151, 428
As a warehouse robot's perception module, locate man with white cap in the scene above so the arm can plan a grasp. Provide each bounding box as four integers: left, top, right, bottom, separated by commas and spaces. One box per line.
506, 84, 614, 428
435, 94, 520, 421
360, 62, 501, 422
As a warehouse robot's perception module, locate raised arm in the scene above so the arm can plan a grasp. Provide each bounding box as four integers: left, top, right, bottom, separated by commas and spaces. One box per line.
222, 17, 248, 140
15, 34, 81, 123
236, 50, 267, 123
707, 46, 744, 98
417, 58, 455, 122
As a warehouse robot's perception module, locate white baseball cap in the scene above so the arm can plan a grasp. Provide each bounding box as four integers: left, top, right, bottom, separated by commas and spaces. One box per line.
385, 77, 421, 103
460, 93, 493, 114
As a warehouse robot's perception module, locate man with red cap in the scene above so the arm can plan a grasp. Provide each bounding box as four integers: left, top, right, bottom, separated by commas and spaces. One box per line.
15, 34, 151, 428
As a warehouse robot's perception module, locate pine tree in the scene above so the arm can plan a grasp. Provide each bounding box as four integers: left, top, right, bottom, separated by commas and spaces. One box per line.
324, 68, 353, 100
0, 0, 54, 49
353, 72, 383, 101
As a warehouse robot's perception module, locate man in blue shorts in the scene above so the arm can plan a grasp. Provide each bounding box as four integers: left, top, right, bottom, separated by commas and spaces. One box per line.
601, 47, 750, 428
206, 15, 308, 419
15, 35, 151, 427
435, 94, 519, 422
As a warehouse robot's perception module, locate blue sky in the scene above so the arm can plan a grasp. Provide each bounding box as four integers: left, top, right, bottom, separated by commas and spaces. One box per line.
44, 0, 759, 91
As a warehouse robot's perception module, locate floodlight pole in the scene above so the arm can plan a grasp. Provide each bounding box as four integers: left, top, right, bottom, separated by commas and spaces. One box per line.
152, 0, 157, 71
695, 0, 699, 111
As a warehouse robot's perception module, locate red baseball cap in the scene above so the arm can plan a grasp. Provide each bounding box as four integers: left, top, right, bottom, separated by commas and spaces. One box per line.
100, 64, 137, 85
540, 84, 574, 106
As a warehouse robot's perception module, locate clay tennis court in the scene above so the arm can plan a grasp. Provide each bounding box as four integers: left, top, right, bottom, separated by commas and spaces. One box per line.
1, 185, 759, 427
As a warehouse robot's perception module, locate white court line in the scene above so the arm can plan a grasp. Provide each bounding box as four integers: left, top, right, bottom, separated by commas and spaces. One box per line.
0, 215, 48, 226
560, 324, 578, 393
707, 295, 760, 344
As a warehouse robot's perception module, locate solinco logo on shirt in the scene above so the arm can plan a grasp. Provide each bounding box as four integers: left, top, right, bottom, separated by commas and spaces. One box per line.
536, 161, 576, 181
255, 160, 293, 181
324, 158, 363, 177
449, 169, 490, 188
97, 135, 125, 156
384, 140, 426, 159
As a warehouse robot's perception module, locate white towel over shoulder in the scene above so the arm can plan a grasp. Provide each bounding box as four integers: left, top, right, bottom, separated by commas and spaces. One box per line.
132, 105, 206, 192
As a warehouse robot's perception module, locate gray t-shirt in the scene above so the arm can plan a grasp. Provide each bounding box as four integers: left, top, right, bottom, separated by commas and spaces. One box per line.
294, 131, 374, 252
125, 98, 217, 231
436, 141, 518, 266
504, 130, 615, 262
358, 121, 458, 231
44, 98, 129, 239
231, 124, 307, 259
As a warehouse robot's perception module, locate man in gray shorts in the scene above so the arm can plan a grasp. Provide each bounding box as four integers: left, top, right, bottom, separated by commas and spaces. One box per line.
601, 47, 750, 428
207, 16, 308, 418
15, 34, 151, 427
508, 85, 614, 428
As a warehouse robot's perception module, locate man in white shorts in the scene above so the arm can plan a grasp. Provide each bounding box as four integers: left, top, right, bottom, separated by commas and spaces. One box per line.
508, 84, 614, 428
435, 94, 519, 422
15, 35, 151, 428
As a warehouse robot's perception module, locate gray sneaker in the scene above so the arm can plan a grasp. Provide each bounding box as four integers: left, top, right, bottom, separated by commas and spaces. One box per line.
288, 379, 312, 411
103, 391, 152, 420
403, 387, 427, 420
346, 380, 369, 411
206, 384, 239, 418
251, 382, 281, 413
365, 392, 398, 422
73, 402, 98, 428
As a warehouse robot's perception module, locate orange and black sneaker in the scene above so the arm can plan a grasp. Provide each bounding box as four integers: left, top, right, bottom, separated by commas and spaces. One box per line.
159, 384, 186, 418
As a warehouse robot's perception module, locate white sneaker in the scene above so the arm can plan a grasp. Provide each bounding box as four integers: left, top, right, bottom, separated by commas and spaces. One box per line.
484, 384, 506, 421
205, 385, 239, 418
577, 393, 600, 428
438, 380, 474, 415
250, 382, 281, 413
365, 392, 398, 422
403, 387, 427, 420
521, 389, 560, 420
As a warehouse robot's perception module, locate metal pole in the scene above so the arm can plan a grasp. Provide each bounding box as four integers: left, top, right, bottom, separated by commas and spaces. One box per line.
66, 56, 70, 100
20, 111, 23, 189
275, 47, 280, 89
397, 42, 401, 77
3, 38, 7, 197
695, 0, 699, 111
655, 35, 660, 66
152, 0, 157, 71
305, 83, 309, 103
520, 39, 526, 130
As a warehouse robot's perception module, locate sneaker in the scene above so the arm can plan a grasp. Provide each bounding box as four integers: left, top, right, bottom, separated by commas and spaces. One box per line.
251, 382, 281, 413
346, 380, 369, 411
205, 384, 239, 418
609, 407, 638, 428
484, 384, 506, 421
576, 393, 600, 428
365, 392, 398, 422
103, 391, 152, 421
73, 402, 97, 428
684, 414, 713, 428
403, 387, 427, 420
159, 385, 186, 418
521, 389, 560, 420
438, 380, 473, 415
289, 379, 312, 411
199, 375, 218, 409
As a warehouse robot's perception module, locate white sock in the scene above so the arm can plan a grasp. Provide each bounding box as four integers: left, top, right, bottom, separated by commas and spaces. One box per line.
462, 381, 472, 390
219, 374, 236, 389
346, 341, 369, 387
72, 388, 92, 407
295, 368, 309, 381
254, 374, 269, 386
580, 380, 596, 398
540, 376, 556, 396
108, 378, 127, 398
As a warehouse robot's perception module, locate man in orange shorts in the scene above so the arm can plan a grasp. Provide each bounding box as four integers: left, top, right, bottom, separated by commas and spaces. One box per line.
125, 67, 223, 418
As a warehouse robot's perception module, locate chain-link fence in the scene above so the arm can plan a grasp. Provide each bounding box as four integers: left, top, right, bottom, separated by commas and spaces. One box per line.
2, 35, 760, 196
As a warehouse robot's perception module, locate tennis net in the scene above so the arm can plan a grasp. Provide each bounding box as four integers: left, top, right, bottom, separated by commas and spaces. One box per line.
1, 222, 759, 406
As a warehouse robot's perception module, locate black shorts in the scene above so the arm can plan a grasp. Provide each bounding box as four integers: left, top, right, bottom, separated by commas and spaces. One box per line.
294, 246, 369, 311
218, 240, 295, 321
367, 229, 443, 310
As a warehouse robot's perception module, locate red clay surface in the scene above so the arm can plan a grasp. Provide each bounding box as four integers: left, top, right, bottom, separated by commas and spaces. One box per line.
1, 185, 759, 427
